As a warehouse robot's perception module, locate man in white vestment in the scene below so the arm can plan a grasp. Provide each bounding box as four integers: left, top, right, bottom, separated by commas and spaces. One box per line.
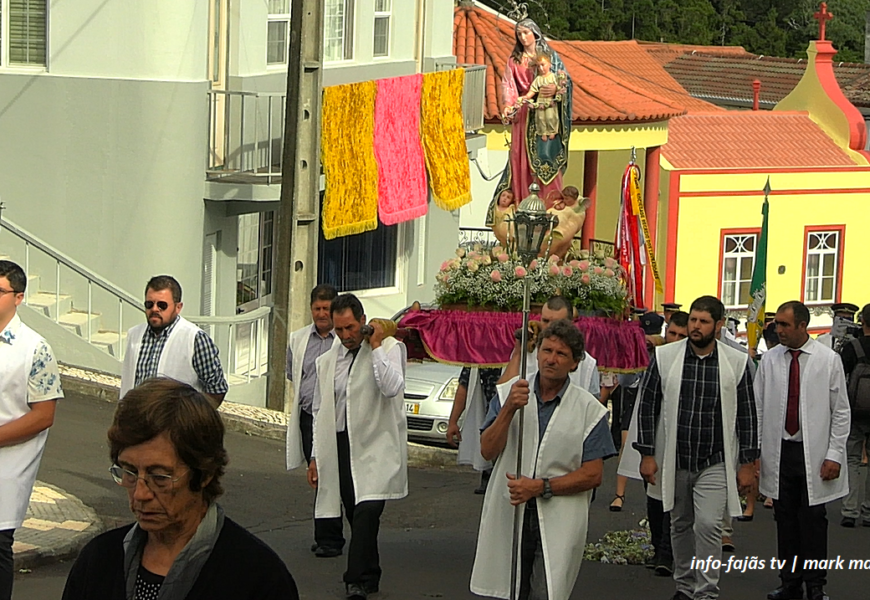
285, 284, 343, 556
755, 301, 850, 600
120, 275, 227, 407
0, 260, 63, 600
636, 295, 758, 600
307, 294, 407, 600
471, 319, 615, 600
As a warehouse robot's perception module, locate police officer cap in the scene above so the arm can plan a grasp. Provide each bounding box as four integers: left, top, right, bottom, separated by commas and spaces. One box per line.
640, 312, 665, 335
831, 303, 859, 315
662, 302, 682, 310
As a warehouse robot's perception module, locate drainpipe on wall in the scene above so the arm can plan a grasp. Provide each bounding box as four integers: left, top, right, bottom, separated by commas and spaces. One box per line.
416, 0, 427, 73
752, 80, 761, 111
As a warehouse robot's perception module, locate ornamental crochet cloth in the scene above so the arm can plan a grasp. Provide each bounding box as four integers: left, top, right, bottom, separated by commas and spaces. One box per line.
321, 81, 379, 239
374, 74, 428, 225
421, 69, 472, 211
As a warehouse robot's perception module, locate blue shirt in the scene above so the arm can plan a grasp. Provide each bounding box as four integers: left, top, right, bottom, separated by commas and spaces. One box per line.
481, 374, 616, 463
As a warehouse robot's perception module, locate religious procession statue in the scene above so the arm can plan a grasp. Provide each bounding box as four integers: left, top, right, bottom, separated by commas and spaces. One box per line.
486, 18, 574, 236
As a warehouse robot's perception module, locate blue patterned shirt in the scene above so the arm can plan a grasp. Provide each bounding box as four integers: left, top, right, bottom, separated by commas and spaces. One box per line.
1, 314, 64, 403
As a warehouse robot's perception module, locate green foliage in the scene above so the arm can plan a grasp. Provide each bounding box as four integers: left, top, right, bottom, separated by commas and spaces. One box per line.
476, 0, 870, 61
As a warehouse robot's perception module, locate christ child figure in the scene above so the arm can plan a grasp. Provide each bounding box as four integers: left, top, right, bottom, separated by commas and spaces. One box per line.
490, 189, 517, 248
521, 53, 560, 141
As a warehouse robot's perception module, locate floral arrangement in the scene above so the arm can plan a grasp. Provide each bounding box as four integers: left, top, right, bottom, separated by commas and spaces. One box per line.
583, 526, 654, 565
435, 244, 629, 314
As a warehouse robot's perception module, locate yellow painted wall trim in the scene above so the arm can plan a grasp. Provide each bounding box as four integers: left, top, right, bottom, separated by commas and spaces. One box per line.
482, 120, 670, 152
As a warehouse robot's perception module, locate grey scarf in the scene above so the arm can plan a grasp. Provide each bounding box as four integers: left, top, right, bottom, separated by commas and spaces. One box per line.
123, 503, 226, 600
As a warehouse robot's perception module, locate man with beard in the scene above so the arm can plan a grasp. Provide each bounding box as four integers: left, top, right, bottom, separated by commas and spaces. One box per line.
120, 276, 227, 407
636, 296, 758, 600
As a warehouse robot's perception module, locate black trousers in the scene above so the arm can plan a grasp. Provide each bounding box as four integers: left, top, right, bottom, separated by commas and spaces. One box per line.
300, 410, 344, 550
519, 502, 547, 600
774, 440, 828, 589
645, 487, 672, 562
0, 529, 13, 600
337, 431, 386, 589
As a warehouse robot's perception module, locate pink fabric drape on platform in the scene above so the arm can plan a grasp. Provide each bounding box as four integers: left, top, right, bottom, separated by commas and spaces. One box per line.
374, 74, 428, 225
398, 309, 649, 372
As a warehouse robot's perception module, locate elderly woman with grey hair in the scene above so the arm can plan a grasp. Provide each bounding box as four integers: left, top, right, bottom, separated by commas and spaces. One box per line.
62, 378, 299, 600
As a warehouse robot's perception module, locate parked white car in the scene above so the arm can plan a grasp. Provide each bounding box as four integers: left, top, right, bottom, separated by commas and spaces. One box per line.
403, 361, 463, 444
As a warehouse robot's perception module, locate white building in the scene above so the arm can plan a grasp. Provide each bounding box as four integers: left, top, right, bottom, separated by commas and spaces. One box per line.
0, 0, 472, 406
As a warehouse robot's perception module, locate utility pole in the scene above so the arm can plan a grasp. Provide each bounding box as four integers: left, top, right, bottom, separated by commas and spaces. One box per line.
266, 0, 324, 411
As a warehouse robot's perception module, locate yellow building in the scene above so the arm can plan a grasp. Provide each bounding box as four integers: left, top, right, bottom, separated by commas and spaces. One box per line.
659, 38, 870, 332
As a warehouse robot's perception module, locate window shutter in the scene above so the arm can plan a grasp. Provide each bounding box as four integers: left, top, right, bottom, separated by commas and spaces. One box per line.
9, 0, 47, 66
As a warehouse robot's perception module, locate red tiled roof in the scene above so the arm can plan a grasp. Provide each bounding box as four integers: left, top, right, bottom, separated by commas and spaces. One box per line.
648, 51, 870, 108
453, 6, 687, 124
563, 40, 722, 113
637, 42, 751, 66
662, 112, 858, 169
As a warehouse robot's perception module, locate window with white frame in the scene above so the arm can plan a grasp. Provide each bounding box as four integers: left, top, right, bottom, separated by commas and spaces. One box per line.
267, 0, 291, 65
1, 0, 47, 67
324, 0, 354, 62
373, 0, 391, 58
721, 232, 757, 308
804, 229, 842, 304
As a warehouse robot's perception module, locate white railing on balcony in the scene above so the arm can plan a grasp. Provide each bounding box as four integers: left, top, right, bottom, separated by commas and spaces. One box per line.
436, 62, 487, 133
187, 306, 271, 384
207, 90, 286, 185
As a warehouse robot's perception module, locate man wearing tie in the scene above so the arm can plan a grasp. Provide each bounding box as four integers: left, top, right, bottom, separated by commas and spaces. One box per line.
755, 301, 851, 600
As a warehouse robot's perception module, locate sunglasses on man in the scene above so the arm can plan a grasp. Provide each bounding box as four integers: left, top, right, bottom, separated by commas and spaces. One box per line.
144, 300, 170, 311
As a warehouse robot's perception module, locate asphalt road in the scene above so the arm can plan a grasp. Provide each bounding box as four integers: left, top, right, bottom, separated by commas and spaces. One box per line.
13, 391, 870, 599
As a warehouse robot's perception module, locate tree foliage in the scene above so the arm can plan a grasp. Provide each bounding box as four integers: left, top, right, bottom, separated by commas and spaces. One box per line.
478, 0, 870, 62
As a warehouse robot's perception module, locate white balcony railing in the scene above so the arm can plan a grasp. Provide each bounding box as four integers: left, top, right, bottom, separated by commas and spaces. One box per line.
207, 90, 286, 184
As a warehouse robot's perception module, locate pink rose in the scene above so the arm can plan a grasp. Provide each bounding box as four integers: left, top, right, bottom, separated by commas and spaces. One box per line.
529, 259, 539, 270
456, 248, 466, 258
604, 268, 615, 278
548, 254, 560, 263
482, 255, 492, 265
490, 270, 502, 283
562, 266, 573, 277
492, 246, 504, 256
549, 264, 561, 276
569, 260, 582, 269
467, 261, 479, 273
593, 267, 604, 275
605, 257, 618, 269
514, 266, 527, 278
440, 261, 450, 272
498, 253, 510, 263
580, 274, 590, 285
578, 260, 590, 271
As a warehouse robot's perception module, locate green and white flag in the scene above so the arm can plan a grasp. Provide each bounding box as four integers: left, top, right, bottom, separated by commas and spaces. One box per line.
746, 180, 770, 350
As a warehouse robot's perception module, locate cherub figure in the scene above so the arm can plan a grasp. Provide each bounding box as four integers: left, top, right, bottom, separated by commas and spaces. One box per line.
547, 186, 591, 258
490, 189, 517, 248
520, 52, 562, 141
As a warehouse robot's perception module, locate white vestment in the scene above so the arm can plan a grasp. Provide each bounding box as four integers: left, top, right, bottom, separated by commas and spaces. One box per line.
120, 317, 202, 396
312, 337, 408, 518
644, 339, 748, 517
470, 377, 607, 600
754, 338, 850, 506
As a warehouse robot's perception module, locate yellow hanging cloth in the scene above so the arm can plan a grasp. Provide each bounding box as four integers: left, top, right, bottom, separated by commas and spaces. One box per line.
321, 81, 379, 240
421, 69, 472, 211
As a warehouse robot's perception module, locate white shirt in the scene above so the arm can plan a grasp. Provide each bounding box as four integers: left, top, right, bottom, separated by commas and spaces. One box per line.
313, 342, 405, 432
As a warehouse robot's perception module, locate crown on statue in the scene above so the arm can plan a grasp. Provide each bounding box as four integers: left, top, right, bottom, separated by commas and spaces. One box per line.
506, 1, 529, 22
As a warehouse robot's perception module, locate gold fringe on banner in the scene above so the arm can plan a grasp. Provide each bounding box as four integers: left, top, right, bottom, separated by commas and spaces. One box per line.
321, 81, 379, 240
421, 69, 472, 211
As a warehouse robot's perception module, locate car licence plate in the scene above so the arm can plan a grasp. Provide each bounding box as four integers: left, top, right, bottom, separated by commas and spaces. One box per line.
405, 402, 420, 415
